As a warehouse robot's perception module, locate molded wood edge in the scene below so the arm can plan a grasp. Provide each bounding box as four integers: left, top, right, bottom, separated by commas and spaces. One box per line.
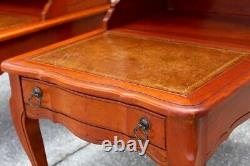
26, 108, 168, 165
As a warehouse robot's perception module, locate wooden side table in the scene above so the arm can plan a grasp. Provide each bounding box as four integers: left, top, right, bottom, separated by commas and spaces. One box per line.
2, 30, 250, 166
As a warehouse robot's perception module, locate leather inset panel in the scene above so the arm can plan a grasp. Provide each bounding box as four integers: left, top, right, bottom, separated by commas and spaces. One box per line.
31, 32, 248, 95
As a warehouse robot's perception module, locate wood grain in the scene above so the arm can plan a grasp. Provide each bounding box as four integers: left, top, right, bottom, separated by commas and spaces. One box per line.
22, 78, 166, 149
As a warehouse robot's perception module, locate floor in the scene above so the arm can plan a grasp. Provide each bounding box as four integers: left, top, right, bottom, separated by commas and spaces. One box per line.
0, 73, 249, 166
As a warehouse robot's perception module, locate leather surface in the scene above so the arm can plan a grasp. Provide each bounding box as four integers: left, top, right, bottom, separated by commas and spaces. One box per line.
31, 32, 248, 95
0, 13, 35, 31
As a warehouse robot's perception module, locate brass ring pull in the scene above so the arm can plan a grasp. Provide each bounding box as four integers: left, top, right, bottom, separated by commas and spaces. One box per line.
134, 117, 150, 142
28, 87, 43, 108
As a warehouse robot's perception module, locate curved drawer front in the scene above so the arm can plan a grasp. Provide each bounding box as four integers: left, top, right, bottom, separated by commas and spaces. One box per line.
21, 78, 167, 149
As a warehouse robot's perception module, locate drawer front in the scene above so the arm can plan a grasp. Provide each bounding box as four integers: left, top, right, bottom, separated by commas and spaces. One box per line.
21, 78, 166, 149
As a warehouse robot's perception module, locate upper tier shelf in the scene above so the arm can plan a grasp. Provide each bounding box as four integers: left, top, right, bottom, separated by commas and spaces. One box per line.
0, 12, 38, 32
0, 0, 110, 41
0, 1, 45, 39
114, 12, 250, 51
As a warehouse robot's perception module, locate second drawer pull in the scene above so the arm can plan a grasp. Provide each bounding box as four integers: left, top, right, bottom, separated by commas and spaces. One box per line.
134, 117, 150, 142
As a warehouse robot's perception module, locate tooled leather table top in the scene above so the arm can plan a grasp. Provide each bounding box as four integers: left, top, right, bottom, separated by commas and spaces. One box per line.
31, 32, 248, 95
0, 13, 35, 31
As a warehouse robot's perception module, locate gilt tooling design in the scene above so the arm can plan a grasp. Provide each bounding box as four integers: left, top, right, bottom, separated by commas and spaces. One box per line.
0, 13, 35, 31
31, 32, 248, 95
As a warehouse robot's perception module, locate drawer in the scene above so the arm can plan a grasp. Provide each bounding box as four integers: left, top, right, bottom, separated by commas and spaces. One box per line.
21, 78, 167, 149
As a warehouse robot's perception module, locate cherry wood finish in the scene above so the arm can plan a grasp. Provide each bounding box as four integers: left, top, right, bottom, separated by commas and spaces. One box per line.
2, 0, 250, 166
0, 13, 106, 73
167, 0, 250, 16
0, 0, 110, 74
22, 78, 167, 150
115, 12, 250, 51
45, 0, 110, 19
0, 0, 48, 17
107, 0, 166, 28
8, 75, 48, 166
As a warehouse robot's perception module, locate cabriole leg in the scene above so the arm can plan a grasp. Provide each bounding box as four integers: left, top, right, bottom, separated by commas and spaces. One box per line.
9, 75, 48, 166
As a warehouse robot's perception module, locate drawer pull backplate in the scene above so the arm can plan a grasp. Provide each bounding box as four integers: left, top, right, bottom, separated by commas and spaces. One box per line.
28, 87, 43, 108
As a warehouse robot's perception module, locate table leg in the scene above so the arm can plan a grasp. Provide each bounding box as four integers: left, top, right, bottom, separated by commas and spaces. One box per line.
9, 75, 48, 166
167, 115, 207, 166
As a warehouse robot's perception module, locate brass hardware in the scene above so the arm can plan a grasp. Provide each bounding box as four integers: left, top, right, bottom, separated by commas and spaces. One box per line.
28, 87, 43, 108
134, 117, 150, 142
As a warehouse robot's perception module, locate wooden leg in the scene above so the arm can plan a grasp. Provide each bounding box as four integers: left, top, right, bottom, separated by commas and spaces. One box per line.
167, 115, 207, 166
9, 75, 48, 166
